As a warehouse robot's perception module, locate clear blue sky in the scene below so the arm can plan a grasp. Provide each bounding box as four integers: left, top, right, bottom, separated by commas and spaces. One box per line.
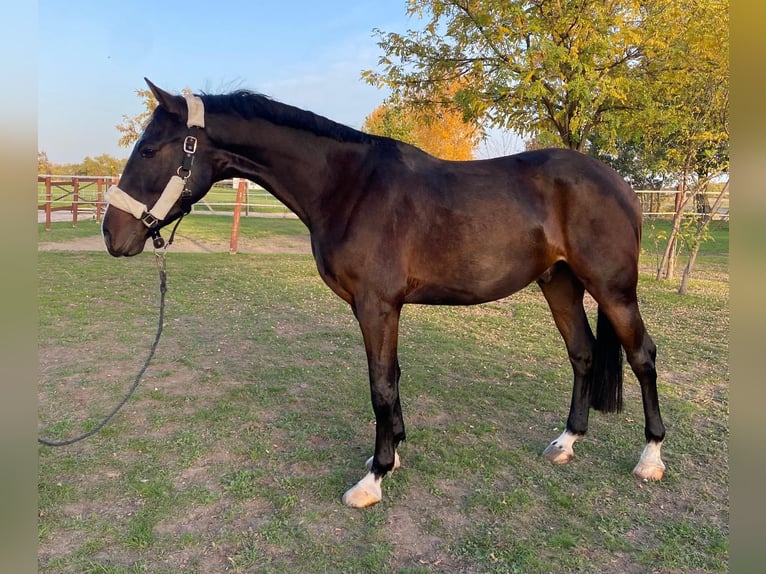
38, 1, 415, 164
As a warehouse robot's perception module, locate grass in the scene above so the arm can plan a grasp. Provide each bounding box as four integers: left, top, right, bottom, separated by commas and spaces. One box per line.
194, 183, 293, 215
38, 217, 728, 573
38, 212, 307, 243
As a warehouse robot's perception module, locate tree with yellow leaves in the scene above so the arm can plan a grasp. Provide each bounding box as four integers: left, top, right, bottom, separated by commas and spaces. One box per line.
116, 89, 157, 148
362, 94, 481, 161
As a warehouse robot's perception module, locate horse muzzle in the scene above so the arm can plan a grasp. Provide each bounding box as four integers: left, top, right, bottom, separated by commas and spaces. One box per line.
102, 206, 150, 257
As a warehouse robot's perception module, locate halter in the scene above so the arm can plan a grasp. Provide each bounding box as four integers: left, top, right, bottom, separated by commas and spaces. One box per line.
105, 89, 205, 249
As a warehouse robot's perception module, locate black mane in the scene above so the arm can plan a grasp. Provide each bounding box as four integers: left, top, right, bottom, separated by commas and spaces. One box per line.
201, 90, 378, 145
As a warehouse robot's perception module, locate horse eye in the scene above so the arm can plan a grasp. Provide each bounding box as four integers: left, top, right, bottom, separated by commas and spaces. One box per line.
140, 148, 156, 159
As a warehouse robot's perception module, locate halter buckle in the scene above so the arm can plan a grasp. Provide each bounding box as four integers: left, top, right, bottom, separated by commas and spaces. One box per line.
183, 136, 198, 154
141, 212, 160, 228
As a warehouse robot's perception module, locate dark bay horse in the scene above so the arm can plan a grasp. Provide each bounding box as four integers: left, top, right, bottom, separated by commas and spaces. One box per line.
102, 80, 666, 507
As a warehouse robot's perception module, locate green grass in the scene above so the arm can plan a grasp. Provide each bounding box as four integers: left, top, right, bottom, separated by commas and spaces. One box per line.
176, 213, 306, 243
38, 219, 105, 241
195, 183, 292, 214
38, 220, 728, 573
641, 219, 729, 279
38, 213, 308, 243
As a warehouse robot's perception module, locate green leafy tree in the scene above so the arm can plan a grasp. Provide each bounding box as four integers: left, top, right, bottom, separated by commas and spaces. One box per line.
364, 100, 415, 143
77, 154, 126, 176
363, 0, 673, 151
613, 0, 728, 283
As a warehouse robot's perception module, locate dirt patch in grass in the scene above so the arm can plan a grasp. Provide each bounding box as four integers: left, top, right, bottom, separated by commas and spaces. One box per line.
384, 506, 456, 571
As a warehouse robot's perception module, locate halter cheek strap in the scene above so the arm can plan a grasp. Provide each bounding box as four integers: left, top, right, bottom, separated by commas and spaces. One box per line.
106, 89, 205, 246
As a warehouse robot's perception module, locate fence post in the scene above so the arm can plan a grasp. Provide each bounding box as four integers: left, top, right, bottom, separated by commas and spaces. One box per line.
230, 178, 247, 254
44, 176, 52, 231
72, 177, 80, 227
96, 178, 104, 222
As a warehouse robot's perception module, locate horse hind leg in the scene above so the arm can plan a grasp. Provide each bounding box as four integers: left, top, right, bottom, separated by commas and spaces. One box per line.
627, 327, 666, 481
537, 263, 595, 464
598, 299, 666, 481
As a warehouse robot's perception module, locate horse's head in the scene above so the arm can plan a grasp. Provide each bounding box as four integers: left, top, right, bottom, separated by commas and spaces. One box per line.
102, 79, 217, 256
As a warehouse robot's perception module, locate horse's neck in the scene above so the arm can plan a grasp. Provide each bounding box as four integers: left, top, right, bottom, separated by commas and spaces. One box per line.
209, 116, 366, 227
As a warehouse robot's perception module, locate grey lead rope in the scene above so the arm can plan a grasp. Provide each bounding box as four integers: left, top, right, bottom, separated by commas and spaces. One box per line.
38, 216, 185, 447
38, 253, 168, 447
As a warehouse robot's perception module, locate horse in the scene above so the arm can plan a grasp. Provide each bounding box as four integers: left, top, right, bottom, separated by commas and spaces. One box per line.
102, 79, 666, 508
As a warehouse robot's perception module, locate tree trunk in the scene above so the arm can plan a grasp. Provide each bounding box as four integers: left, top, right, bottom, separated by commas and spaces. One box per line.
678, 242, 700, 295
656, 184, 693, 281
677, 181, 729, 294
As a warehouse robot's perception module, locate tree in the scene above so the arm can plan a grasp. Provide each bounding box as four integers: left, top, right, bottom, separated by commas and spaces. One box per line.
363, 0, 674, 151
363, 103, 415, 144
77, 154, 126, 176
38, 151, 52, 174
363, 91, 481, 160
615, 0, 729, 284
678, 181, 728, 295
116, 88, 157, 148
589, 138, 674, 191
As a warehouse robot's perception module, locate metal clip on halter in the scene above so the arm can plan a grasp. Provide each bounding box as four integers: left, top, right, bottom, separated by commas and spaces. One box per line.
150, 228, 165, 249
141, 212, 160, 228
140, 213, 165, 248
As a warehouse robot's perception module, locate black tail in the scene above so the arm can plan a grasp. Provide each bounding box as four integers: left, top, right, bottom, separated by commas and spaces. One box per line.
590, 308, 624, 413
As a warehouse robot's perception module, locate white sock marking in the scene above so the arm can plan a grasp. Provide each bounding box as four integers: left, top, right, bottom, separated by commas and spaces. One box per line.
638, 441, 665, 469
549, 430, 579, 452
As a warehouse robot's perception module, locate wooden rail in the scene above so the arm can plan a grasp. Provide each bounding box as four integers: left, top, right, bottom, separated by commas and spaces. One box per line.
37, 175, 118, 230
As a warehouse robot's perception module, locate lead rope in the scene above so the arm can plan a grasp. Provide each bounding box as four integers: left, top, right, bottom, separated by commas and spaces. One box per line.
38, 216, 185, 447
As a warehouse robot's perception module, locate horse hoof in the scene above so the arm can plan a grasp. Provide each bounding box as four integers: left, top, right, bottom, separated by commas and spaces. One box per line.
543, 442, 574, 464
542, 431, 579, 464
633, 441, 665, 481
633, 462, 665, 481
342, 473, 382, 508
365, 451, 401, 473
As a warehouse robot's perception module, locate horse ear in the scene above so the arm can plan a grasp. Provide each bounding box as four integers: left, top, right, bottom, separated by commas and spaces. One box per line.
144, 78, 186, 117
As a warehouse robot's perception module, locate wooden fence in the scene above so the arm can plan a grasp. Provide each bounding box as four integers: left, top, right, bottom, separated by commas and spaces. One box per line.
37, 175, 118, 230
634, 188, 729, 221
37, 176, 294, 253
38, 177, 728, 253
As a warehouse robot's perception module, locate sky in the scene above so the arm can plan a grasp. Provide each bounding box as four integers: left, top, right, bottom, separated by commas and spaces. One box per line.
38, 1, 521, 165
38, 1, 417, 164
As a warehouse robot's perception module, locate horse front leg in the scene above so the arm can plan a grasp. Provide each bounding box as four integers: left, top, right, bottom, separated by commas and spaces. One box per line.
342, 298, 405, 508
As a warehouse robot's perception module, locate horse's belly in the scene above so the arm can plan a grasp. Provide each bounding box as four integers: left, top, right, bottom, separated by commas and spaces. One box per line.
404, 260, 546, 306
